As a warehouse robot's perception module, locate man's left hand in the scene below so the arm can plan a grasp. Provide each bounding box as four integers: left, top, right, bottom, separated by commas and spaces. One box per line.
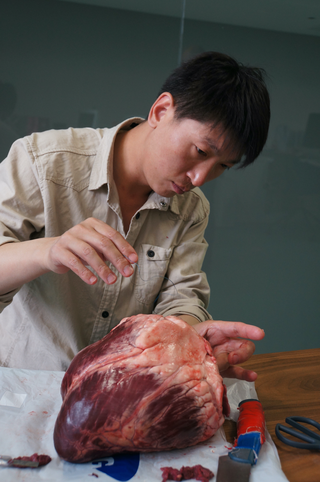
193, 320, 265, 381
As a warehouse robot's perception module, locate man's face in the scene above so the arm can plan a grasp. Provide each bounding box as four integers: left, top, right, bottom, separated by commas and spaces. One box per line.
141, 101, 240, 198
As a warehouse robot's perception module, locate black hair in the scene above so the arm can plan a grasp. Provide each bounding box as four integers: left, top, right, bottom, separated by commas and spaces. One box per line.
159, 51, 270, 167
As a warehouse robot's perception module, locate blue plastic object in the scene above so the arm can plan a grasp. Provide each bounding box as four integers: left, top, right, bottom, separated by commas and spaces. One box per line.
275, 416, 320, 450
228, 432, 262, 465
92, 452, 140, 481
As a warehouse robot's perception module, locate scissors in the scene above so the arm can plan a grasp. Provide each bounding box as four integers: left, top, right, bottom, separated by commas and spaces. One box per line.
275, 416, 320, 450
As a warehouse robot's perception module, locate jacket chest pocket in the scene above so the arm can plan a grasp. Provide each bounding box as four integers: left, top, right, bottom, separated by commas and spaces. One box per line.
134, 244, 173, 306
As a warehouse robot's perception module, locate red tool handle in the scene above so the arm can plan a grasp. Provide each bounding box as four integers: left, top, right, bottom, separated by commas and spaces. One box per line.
236, 399, 266, 445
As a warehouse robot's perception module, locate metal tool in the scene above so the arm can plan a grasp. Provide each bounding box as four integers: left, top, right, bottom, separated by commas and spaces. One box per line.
275, 416, 320, 450
216, 399, 266, 482
0, 455, 39, 468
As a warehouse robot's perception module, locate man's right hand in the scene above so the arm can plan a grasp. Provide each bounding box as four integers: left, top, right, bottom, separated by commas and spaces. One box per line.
0, 218, 138, 296
45, 217, 138, 285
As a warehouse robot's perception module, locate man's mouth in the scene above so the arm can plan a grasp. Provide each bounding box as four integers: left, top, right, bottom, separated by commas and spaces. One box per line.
172, 182, 191, 195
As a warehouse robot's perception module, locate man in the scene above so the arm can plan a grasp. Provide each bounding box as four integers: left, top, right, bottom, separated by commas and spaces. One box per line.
0, 52, 269, 376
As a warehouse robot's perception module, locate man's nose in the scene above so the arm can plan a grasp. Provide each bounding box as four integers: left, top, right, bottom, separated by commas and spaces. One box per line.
187, 163, 215, 187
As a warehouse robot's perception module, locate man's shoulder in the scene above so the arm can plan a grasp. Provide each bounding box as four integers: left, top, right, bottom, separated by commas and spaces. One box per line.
19, 128, 112, 190
25, 127, 109, 158
172, 187, 210, 223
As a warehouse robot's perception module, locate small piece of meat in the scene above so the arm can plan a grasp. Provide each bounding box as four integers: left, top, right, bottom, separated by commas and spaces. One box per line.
9, 453, 51, 468
161, 466, 183, 481
161, 465, 214, 482
54, 314, 229, 463
192, 465, 214, 482
30, 454, 52, 466
180, 466, 195, 479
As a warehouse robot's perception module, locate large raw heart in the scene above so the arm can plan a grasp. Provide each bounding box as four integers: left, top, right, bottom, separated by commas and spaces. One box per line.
53, 314, 229, 463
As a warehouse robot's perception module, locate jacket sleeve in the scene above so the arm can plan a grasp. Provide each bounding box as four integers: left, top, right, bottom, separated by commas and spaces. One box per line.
0, 137, 45, 311
153, 191, 212, 323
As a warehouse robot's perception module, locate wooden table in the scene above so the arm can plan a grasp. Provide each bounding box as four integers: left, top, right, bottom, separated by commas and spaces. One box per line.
224, 348, 320, 482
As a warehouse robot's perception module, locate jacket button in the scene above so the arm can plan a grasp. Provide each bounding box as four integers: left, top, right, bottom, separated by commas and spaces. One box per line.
135, 212, 140, 219
147, 250, 155, 258
102, 311, 109, 318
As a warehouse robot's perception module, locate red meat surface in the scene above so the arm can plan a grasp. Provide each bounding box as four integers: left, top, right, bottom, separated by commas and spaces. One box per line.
161, 464, 214, 482
54, 314, 229, 463
161, 467, 183, 481
9, 453, 51, 468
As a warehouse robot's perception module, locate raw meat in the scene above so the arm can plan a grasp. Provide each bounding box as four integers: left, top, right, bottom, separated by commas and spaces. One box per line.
9, 453, 51, 468
161, 464, 214, 482
54, 314, 229, 463
161, 467, 182, 481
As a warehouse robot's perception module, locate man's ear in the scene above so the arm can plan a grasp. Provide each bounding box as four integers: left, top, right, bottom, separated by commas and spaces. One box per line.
148, 93, 175, 128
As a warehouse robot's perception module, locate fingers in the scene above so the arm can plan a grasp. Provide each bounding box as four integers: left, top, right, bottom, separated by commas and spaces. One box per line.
92, 218, 138, 265
214, 351, 230, 373
215, 351, 258, 382
220, 365, 258, 382
194, 320, 265, 345
47, 218, 138, 284
50, 236, 115, 285
198, 320, 264, 382
228, 339, 256, 365
212, 320, 265, 341
212, 339, 255, 365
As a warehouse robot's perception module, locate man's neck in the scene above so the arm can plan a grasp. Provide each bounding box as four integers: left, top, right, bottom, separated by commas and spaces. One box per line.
113, 121, 151, 200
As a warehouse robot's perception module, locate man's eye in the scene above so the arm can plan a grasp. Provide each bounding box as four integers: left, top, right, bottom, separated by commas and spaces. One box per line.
196, 147, 206, 156
221, 164, 230, 170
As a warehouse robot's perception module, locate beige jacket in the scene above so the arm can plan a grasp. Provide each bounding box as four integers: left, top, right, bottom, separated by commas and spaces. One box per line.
0, 118, 211, 371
